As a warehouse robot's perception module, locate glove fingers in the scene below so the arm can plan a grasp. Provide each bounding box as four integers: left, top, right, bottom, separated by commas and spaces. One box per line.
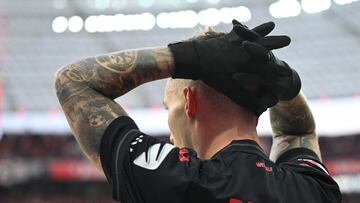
233, 24, 260, 41
232, 73, 266, 85
256, 36, 291, 50
252, 21, 275, 37
263, 62, 301, 100
270, 62, 292, 77
233, 20, 275, 38
232, 19, 247, 28
243, 41, 269, 61
276, 67, 301, 100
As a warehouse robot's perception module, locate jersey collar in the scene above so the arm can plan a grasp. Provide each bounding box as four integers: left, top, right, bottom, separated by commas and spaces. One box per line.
211, 139, 267, 160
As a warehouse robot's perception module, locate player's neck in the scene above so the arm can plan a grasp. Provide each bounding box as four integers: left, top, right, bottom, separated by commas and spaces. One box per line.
195, 122, 259, 160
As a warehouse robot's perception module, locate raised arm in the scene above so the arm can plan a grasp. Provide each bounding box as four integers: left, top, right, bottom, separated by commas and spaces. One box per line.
54, 21, 292, 171
54, 47, 174, 170
269, 91, 321, 162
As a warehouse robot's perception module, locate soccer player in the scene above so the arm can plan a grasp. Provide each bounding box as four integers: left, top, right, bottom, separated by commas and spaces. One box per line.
55, 21, 341, 202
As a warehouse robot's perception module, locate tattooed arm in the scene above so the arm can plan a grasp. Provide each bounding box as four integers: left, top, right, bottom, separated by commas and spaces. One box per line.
54, 48, 175, 170
269, 92, 321, 162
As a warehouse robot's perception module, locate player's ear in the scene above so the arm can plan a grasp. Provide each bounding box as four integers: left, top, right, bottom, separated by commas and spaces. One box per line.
183, 87, 197, 118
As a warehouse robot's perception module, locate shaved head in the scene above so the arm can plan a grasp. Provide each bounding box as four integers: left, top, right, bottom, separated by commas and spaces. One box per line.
165, 78, 255, 117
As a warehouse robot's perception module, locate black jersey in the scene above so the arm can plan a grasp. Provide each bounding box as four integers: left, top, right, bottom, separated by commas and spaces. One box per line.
100, 116, 341, 203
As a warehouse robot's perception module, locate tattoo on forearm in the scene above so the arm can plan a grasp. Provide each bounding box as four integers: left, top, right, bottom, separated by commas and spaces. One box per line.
270, 93, 315, 135
55, 47, 174, 164
95, 51, 137, 73
269, 93, 321, 161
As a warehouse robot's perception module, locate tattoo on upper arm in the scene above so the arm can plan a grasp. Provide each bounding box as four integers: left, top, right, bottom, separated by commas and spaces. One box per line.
62, 87, 126, 162
55, 47, 173, 164
269, 93, 321, 161
269, 132, 320, 161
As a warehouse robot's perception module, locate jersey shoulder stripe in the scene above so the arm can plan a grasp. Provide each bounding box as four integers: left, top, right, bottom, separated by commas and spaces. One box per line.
133, 143, 175, 170
298, 158, 329, 174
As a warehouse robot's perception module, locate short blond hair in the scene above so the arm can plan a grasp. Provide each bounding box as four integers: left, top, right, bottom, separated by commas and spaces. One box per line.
187, 26, 225, 41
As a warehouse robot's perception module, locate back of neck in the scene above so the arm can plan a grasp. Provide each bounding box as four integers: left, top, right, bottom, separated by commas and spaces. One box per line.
194, 123, 259, 160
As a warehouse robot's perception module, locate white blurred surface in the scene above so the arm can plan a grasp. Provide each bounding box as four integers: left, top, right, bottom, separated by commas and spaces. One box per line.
4, 97, 360, 136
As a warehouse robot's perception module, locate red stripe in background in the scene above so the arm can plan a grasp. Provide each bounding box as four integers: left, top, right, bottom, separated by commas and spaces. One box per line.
49, 160, 105, 181
0, 16, 4, 136
44, 157, 360, 181
325, 157, 360, 176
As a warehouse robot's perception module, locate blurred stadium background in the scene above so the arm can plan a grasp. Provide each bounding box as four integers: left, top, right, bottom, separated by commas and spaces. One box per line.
0, 0, 360, 202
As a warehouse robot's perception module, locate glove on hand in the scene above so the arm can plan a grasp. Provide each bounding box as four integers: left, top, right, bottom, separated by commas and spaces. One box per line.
168, 22, 290, 80
232, 20, 301, 101
168, 21, 291, 115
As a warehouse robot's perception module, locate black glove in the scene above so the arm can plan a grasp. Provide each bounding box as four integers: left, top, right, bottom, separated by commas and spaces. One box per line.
232, 20, 301, 101
168, 22, 291, 115
168, 23, 290, 80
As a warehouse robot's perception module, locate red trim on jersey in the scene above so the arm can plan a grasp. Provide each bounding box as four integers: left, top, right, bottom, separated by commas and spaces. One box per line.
256, 162, 273, 172
179, 148, 190, 162
230, 198, 243, 203
298, 158, 329, 174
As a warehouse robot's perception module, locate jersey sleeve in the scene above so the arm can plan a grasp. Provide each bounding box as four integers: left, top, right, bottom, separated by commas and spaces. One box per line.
100, 116, 201, 202
275, 148, 342, 203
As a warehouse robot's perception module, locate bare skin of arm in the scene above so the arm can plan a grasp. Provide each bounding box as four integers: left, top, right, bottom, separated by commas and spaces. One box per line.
269, 92, 321, 162
54, 47, 175, 171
